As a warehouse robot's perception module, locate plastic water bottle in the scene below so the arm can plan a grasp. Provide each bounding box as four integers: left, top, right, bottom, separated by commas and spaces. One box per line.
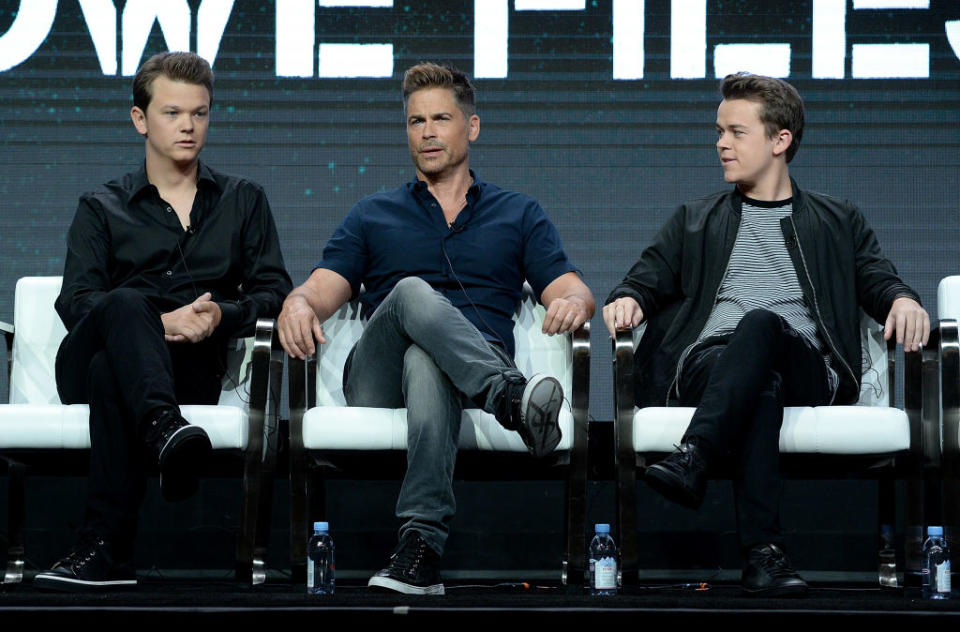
307, 521, 335, 595
588, 523, 618, 596
922, 526, 951, 599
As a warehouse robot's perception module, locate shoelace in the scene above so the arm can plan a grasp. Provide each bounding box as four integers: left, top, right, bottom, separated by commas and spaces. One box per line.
390, 538, 427, 576
669, 443, 695, 463
754, 546, 794, 577
57, 538, 101, 571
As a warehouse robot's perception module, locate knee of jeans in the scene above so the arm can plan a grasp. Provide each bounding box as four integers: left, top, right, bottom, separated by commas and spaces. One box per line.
95, 288, 154, 317
737, 309, 783, 335
390, 276, 436, 306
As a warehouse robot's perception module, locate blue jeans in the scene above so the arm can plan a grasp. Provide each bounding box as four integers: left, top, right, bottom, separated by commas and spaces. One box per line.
343, 277, 524, 555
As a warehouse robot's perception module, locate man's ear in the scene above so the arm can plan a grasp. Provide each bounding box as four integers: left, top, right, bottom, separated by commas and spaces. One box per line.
131, 106, 147, 136
467, 114, 480, 142
772, 128, 792, 158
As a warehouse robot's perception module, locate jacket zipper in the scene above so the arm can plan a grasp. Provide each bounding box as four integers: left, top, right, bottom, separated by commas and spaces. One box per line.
788, 215, 858, 393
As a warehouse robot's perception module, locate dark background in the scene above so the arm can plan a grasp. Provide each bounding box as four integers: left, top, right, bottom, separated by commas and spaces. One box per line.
0, 1, 957, 579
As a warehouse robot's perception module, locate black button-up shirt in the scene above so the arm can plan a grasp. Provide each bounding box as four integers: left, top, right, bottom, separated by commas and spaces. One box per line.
56, 162, 292, 337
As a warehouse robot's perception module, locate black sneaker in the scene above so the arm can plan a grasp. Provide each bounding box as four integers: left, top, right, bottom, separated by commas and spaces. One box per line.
144, 409, 212, 502
644, 440, 709, 509
367, 532, 445, 595
34, 536, 136, 592
741, 543, 808, 597
497, 374, 564, 458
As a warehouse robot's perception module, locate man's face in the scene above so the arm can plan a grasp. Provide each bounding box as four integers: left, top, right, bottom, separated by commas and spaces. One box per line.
715, 98, 785, 187
131, 76, 210, 167
406, 87, 479, 179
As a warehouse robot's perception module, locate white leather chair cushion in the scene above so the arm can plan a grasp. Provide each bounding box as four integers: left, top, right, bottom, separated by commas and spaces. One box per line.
0, 404, 248, 451
939, 276, 960, 321
632, 405, 910, 455
303, 405, 574, 453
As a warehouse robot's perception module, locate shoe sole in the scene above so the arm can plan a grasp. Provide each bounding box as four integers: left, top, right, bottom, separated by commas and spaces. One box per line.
518, 374, 563, 458
644, 463, 705, 510
159, 425, 212, 502
367, 575, 445, 595
34, 573, 137, 592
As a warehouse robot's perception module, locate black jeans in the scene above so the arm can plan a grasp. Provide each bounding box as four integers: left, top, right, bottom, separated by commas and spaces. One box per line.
55, 288, 223, 558
678, 309, 832, 550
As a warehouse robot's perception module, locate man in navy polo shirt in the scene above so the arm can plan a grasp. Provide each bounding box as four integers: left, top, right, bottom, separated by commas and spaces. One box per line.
278, 63, 594, 595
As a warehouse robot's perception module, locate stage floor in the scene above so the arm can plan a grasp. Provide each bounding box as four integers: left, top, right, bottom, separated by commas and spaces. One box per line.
2, 579, 959, 622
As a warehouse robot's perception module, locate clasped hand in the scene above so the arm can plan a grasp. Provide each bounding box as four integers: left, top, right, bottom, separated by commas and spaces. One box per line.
162, 292, 222, 343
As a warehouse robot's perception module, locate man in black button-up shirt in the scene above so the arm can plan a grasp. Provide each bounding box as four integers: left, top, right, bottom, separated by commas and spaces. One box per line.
34, 52, 291, 592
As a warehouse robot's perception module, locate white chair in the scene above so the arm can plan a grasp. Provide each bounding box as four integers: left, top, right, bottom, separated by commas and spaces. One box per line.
287, 284, 590, 584
0, 277, 283, 585
613, 311, 935, 586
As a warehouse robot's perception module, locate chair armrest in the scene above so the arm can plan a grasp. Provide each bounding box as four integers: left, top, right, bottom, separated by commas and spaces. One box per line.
612, 328, 639, 571
570, 321, 590, 427
613, 329, 638, 472
288, 346, 317, 570
900, 327, 941, 470
246, 318, 283, 462
937, 319, 960, 463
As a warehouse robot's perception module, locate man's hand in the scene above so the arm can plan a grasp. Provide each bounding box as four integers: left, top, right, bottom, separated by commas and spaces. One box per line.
602, 297, 644, 337
539, 272, 595, 336
278, 293, 326, 359
162, 292, 222, 343
542, 296, 590, 335
883, 296, 929, 353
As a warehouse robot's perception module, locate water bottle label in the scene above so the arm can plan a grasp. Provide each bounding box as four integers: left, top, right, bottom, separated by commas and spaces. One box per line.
594, 556, 617, 590
937, 560, 951, 594
307, 561, 315, 588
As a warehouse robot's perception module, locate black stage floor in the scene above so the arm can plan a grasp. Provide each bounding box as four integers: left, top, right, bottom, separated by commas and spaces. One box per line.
3, 579, 960, 622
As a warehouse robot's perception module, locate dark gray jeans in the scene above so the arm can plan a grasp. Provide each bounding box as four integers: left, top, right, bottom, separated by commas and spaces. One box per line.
343, 277, 524, 555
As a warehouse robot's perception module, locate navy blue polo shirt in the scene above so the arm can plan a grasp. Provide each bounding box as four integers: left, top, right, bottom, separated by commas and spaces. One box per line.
316, 172, 577, 357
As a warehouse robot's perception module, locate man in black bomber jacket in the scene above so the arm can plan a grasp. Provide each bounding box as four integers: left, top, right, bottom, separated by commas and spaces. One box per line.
604, 73, 928, 597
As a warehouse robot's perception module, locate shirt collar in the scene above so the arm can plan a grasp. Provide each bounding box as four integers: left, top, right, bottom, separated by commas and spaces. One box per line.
128, 160, 221, 201
410, 169, 484, 202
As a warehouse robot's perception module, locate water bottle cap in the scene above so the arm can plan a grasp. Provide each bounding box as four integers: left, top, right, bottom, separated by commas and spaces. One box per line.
313, 521, 329, 533
927, 526, 944, 537
595, 523, 611, 534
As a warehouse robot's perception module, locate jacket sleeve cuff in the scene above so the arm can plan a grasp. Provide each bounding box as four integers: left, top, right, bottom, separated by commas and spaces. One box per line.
216, 301, 243, 337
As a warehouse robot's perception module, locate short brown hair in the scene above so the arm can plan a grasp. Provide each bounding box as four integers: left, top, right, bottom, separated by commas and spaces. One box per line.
720, 73, 804, 162
401, 63, 476, 118
132, 52, 213, 111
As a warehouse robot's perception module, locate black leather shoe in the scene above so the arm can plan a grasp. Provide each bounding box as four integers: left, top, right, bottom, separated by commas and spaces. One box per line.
367, 532, 445, 595
496, 374, 564, 458
644, 440, 708, 509
34, 536, 136, 592
144, 409, 212, 502
741, 543, 808, 597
